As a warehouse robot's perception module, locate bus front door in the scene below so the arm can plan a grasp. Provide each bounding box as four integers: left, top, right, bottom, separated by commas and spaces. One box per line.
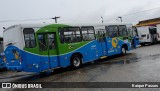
97, 31, 107, 57
38, 33, 59, 71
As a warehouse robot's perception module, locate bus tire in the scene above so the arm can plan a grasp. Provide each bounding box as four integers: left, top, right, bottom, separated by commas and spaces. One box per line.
140, 43, 145, 46
71, 54, 82, 69
121, 46, 127, 55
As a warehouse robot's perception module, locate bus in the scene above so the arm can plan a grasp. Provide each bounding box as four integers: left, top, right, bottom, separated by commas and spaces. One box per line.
156, 24, 160, 42
129, 26, 140, 48
3, 23, 132, 73
137, 26, 158, 46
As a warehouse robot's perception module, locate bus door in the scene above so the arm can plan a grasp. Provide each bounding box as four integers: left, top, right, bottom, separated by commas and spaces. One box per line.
106, 26, 119, 56
38, 32, 59, 71
149, 27, 157, 43
132, 26, 140, 48
97, 30, 107, 56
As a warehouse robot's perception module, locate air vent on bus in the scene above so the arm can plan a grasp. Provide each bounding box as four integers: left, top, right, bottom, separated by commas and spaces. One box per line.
141, 35, 146, 37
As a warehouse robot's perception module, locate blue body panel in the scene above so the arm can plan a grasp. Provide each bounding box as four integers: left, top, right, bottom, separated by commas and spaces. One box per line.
5, 38, 131, 73
0, 60, 5, 69
134, 36, 140, 48
106, 38, 131, 56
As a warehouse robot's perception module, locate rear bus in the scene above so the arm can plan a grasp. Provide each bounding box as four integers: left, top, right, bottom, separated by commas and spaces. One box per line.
137, 26, 157, 46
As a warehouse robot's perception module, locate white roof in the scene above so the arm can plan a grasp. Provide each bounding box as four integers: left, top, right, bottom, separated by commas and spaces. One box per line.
4, 22, 132, 31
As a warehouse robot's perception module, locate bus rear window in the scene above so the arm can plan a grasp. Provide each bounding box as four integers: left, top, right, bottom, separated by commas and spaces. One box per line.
23, 28, 36, 48
149, 28, 157, 34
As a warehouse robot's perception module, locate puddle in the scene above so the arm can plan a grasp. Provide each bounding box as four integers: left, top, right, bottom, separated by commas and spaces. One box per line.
106, 57, 140, 64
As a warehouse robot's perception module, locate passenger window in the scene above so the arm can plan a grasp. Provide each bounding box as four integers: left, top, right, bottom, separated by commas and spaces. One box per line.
81, 26, 95, 41
47, 34, 56, 49
105, 26, 109, 37
23, 28, 36, 48
58, 28, 64, 43
108, 26, 119, 38
38, 34, 47, 51
63, 27, 82, 43
119, 25, 128, 36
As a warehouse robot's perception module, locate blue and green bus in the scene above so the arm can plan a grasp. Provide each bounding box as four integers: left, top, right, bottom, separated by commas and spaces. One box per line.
4, 23, 132, 73
127, 25, 140, 48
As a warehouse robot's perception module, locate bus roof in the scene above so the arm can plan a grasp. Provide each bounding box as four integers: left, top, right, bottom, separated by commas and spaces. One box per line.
65, 22, 132, 26
4, 22, 132, 32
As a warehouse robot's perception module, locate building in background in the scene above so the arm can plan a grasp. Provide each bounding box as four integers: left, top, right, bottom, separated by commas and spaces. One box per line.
136, 17, 160, 46
136, 17, 160, 27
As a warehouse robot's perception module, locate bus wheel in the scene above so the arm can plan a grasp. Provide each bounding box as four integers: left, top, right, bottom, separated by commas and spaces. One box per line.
121, 46, 126, 55
71, 54, 82, 69
140, 43, 145, 46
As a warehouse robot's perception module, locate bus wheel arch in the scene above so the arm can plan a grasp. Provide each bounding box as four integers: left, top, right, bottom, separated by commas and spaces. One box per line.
121, 44, 128, 55
70, 53, 83, 69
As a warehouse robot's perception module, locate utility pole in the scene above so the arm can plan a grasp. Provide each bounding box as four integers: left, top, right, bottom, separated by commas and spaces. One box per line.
101, 16, 104, 23
118, 16, 122, 22
52, 16, 60, 23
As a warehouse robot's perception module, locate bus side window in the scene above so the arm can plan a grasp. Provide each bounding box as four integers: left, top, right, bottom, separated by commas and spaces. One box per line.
119, 25, 128, 36
81, 26, 95, 41
47, 34, 56, 49
63, 27, 82, 43
108, 26, 119, 38
105, 26, 109, 37
23, 28, 36, 48
38, 34, 47, 51
58, 27, 64, 44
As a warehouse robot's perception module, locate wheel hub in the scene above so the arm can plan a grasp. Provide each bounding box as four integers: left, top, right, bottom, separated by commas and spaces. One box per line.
73, 57, 80, 67
122, 48, 125, 53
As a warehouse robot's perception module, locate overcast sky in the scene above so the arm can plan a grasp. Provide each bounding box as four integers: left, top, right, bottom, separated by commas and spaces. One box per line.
0, 0, 160, 36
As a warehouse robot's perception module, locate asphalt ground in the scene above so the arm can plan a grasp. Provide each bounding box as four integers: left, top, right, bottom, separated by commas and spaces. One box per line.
1, 43, 160, 91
